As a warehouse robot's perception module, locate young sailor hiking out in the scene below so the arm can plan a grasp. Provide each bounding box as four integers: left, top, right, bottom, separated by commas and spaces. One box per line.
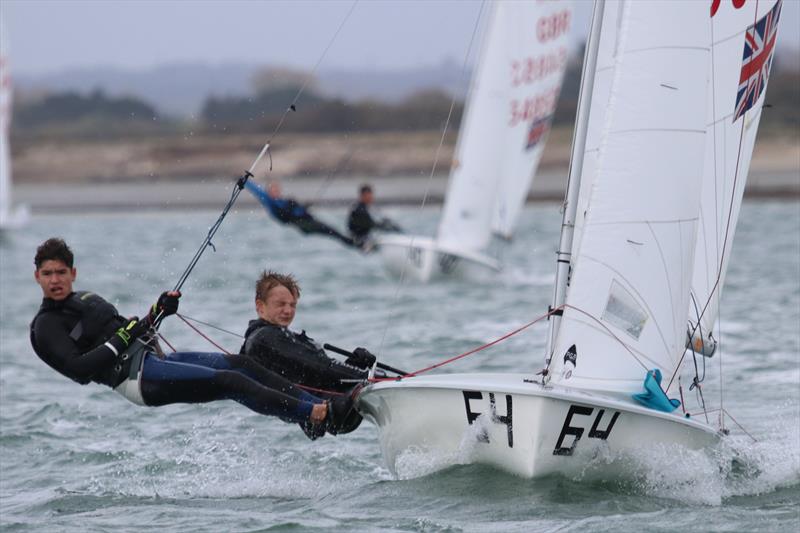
239, 270, 384, 437
246, 179, 357, 248
29, 238, 358, 439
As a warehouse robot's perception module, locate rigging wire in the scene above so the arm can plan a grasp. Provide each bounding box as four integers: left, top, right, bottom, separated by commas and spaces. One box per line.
375, 0, 489, 359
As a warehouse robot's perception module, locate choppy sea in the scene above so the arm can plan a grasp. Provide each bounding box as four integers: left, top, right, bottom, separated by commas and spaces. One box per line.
1, 199, 798, 532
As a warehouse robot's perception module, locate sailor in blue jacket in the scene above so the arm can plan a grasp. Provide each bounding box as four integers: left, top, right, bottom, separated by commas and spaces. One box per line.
246, 180, 355, 247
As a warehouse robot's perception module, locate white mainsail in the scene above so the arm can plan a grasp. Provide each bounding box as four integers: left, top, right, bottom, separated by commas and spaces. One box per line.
437, 0, 571, 250
488, 3, 572, 240
0, 23, 27, 231
548, 0, 710, 393
0, 24, 13, 226
689, 0, 783, 354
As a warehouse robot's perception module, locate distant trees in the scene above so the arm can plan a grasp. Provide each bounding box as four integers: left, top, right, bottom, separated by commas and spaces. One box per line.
10, 54, 799, 141
15, 89, 159, 134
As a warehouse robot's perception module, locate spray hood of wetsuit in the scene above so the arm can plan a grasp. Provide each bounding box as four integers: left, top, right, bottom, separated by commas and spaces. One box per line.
240, 319, 366, 394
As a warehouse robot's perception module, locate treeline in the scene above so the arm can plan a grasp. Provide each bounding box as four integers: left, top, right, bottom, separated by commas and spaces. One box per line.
11, 60, 799, 141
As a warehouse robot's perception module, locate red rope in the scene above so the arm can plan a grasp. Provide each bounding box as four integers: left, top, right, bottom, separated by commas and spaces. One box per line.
176, 313, 233, 354
371, 309, 555, 382
174, 314, 346, 397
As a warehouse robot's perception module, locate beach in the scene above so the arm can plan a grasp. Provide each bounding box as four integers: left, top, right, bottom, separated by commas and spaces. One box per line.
10, 129, 800, 212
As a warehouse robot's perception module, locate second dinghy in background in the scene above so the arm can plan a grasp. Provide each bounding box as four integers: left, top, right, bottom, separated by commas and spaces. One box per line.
377, 0, 572, 282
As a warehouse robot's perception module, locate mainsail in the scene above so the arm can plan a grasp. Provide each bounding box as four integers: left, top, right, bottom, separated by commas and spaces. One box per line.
0, 23, 13, 227
437, 0, 571, 250
689, 0, 783, 354
549, 0, 710, 393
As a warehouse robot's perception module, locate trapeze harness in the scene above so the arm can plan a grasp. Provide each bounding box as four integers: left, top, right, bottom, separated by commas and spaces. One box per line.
30, 291, 148, 405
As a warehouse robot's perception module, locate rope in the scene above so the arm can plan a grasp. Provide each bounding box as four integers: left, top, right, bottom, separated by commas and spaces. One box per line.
723, 408, 758, 442
265, 0, 359, 146
172, 314, 348, 398
372, 308, 553, 381
179, 314, 243, 338
177, 314, 233, 355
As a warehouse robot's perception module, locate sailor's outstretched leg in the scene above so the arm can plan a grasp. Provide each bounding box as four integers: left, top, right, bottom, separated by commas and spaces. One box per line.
139, 353, 321, 424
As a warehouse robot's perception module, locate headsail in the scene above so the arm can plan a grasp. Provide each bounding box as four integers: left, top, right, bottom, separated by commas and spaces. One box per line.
549, 0, 710, 393
688, 0, 783, 354
437, 1, 572, 250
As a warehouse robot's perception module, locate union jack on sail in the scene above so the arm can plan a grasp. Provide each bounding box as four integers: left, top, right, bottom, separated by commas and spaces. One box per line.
733, 0, 782, 122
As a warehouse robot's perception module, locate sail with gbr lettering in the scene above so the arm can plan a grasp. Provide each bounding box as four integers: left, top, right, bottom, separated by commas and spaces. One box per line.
378, 0, 572, 281
438, 0, 572, 248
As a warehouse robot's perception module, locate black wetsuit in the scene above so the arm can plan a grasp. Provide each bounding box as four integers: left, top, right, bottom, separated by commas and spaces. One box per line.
30, 292, 320, 423
347, 202, 400, 247
240, 319, 367, 395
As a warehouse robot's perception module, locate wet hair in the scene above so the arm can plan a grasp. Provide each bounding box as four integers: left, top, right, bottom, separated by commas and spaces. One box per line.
359, 184, 373, 195
34, 238, 74, 269
255, 270, 300, 302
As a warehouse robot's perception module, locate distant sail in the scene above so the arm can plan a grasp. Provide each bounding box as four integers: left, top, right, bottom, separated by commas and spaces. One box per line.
437, 1, 572, 250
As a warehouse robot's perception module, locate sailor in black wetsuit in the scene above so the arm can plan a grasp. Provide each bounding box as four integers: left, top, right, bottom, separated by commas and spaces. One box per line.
246, 179, 356, 248
347, 184, 402, 250
240, 270, 375, 435
29, 237, 355, 438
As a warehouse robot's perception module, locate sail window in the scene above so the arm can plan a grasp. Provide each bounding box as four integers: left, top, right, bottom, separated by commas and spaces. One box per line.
601, 280, 647, 340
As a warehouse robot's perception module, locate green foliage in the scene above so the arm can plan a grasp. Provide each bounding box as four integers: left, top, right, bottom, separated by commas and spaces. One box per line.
15, 89, 159, 133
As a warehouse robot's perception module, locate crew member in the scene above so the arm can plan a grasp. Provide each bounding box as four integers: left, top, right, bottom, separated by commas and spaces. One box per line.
347, 184, 402, 249
240, 270, 379, 437
246, 179, 356, 247
29, 238, 354, 439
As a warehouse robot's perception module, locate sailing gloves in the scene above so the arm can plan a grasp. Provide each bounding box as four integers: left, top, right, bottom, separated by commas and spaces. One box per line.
105, 317, 150, 358
147, 290, 181, 324
346, 347, 377, 369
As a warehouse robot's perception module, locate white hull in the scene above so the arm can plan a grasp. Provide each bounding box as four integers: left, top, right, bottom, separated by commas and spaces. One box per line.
356, 373, 720, 478
375, 234, 500, 283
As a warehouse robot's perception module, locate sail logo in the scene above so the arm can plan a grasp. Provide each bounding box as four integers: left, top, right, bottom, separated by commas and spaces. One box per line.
526, 114, 552, 150
462, 391, 514, 448
733, 0, 781, 122
553, 405, 620, 456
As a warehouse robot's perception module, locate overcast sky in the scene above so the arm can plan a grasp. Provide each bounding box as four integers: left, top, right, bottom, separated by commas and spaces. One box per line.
1, 0, 799, 75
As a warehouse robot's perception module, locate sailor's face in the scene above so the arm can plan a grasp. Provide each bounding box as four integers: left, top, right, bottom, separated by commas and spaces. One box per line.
257, 285, 297, 327
35, 259, 76, 301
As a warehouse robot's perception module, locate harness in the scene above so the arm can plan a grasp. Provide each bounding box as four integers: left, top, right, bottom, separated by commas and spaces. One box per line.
30, 291, 135, 387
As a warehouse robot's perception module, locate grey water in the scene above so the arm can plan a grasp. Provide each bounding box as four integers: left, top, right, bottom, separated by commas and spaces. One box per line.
1, 200, 798, 532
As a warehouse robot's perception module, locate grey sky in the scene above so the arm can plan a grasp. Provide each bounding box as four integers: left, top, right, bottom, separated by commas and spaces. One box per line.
1, 0, 798, 75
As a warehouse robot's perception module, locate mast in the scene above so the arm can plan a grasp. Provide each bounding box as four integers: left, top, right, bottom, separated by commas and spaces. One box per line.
543, 0, 605, 368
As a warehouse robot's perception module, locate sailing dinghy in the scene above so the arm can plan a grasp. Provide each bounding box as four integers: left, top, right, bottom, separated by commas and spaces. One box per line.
357, 0, 782, 478
377, 0, 571, 282
0, 26, 29, 233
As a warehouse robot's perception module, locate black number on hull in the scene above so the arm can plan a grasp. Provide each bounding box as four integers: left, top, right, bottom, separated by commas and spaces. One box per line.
462, 390, 514, 448
553, 405, 621, 456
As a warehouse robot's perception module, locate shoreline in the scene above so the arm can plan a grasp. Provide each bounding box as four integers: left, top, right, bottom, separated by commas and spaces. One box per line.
12, 168, 800, 213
